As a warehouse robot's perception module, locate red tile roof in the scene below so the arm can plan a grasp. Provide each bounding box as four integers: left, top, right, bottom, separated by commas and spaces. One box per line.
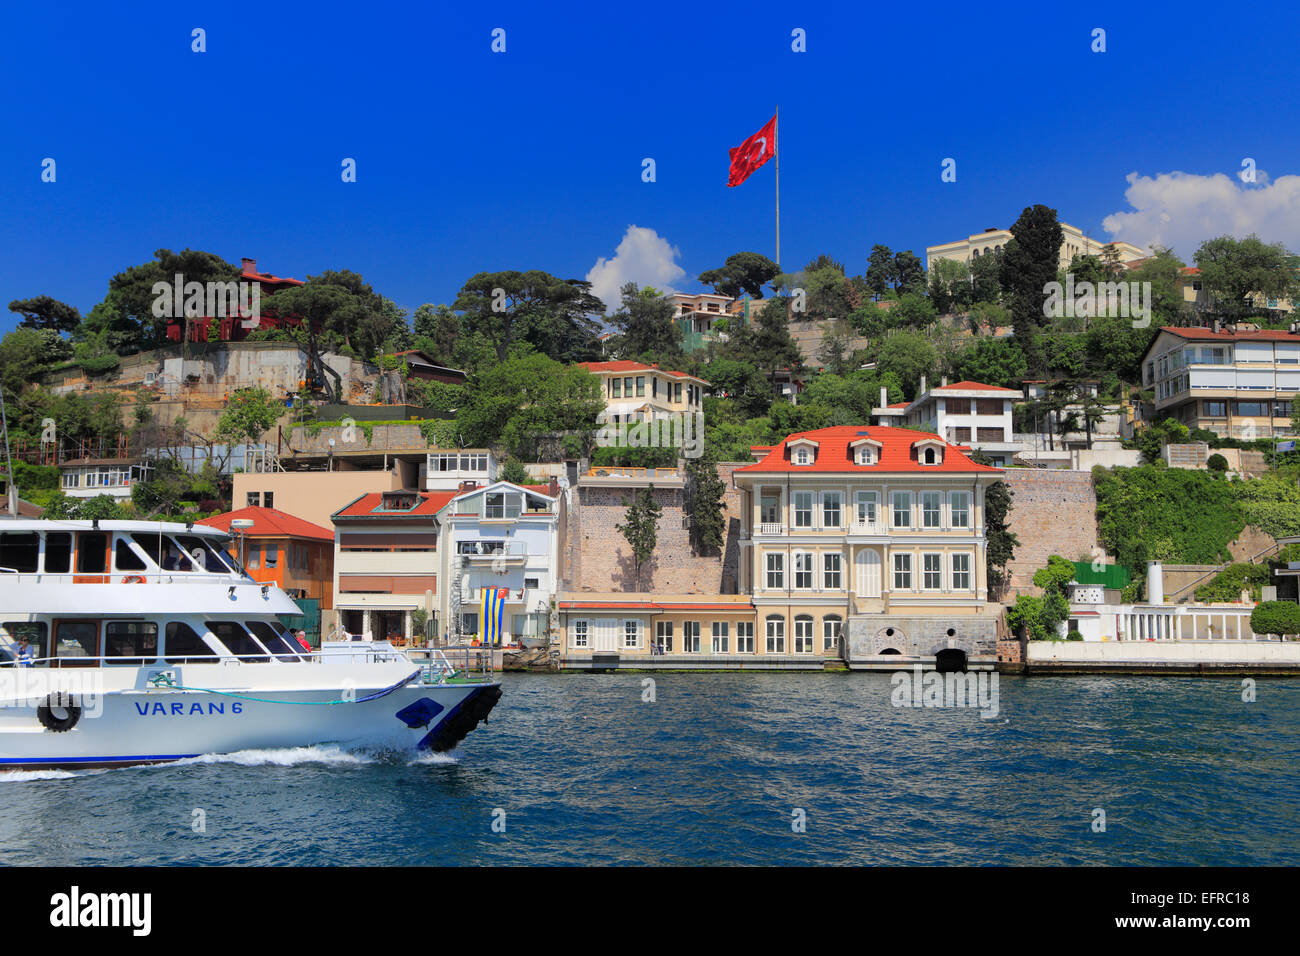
199, 506, 333, 541
333, 490, 457, 520
734, 425, 1001, 475
559, 600, 755, 611
933, 380, 1021, 393
576, 360, 710, 385
1156, 326, 1300, 342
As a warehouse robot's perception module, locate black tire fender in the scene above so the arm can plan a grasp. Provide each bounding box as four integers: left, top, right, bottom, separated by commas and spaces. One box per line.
37, 692, 81, 733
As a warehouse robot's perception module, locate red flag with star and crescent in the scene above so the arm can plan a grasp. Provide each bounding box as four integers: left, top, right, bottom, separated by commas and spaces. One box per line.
727, 115, 776, 187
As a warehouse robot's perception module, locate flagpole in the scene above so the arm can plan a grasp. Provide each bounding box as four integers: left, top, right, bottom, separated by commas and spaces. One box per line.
774, 105, 781, 270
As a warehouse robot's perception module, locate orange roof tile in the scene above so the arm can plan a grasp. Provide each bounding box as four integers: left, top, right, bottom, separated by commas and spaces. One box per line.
198, 506, 333, 541
734, 425, 1001, 475
332, 490, 457, 520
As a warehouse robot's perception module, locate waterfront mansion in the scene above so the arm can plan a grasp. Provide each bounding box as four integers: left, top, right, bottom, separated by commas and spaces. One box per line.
558, 425, 1006, 670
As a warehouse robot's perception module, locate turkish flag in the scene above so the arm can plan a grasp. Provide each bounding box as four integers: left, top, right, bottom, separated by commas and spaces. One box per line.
727, 115, 776, 187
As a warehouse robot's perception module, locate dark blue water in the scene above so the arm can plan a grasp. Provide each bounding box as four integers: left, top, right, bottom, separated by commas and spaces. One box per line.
2, 673, 1297, 865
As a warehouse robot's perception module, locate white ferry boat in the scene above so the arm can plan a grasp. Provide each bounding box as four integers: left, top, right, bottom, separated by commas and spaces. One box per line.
0, 519, 502, 769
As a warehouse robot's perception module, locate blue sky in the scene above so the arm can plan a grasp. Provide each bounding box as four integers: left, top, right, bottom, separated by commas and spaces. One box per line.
4, 0, 1299, 334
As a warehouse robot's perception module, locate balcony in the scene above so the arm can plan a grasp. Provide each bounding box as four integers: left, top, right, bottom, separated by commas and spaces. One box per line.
759, 522, 783, 535
850, 521, 886, 535
458, 541, 528, 562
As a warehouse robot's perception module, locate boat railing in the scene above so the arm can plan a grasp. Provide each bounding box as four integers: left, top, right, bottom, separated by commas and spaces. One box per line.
402, 645, 496, 684
0, 570, 254, 586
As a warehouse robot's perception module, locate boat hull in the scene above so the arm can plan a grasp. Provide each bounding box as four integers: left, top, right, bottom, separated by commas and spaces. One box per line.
0, 676, 502, 770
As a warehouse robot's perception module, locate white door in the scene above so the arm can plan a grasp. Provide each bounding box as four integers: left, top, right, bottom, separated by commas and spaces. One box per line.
856, 548, 881, 597
593, 618, 619, 652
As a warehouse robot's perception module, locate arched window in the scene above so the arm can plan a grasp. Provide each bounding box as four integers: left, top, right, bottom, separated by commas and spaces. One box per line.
794, 615, 814, 653
822, 615, 842, 652
765, 615, 785, 654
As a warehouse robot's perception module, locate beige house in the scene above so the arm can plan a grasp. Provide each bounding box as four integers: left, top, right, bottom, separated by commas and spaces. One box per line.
926, 221, 1146, 272
576, 360, 709, 424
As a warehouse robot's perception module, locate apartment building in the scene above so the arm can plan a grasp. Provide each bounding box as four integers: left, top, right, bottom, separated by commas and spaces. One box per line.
57, 457, 143, 501
1140, 326, 1300, 438
925, 222, 1146, 273
329, 479, 563, 645
577, 360, 709, 424
871, 378, 1021, 465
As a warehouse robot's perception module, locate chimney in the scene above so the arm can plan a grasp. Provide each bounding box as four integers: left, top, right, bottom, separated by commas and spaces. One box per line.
941, 376, 948, 387
241, 257, 257, 276
458, 480, 477, 494
880, 386, 887, 407
547, 477, 560, 497
920, 375, 927, 395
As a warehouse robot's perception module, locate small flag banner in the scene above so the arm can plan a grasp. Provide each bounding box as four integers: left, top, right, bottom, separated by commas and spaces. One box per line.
479, 587, 509, 646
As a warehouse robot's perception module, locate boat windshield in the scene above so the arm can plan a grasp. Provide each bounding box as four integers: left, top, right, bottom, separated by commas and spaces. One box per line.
245, 620, 305, 662
175, 535, 236, 573
206, 621, 271, 663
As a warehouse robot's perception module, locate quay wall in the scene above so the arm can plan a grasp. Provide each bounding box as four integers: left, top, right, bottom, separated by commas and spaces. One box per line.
1025, 639, 1300, 674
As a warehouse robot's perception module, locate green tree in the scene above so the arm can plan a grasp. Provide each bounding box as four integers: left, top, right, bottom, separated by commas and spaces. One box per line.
1195, 235, 1300, 324
608, 283, 684, 364
698, 252, 780, 299
498, 457, 531, 484
457, 354, 604, 457
452, 270, 604, 365
999, 205, 1064, 374
981, 471, 1018, 596
8, 295, 81, 334
685, 451, 727, 555
970, 253, 1003, 303
951, 337, 1027, 388
877, 331, 937, 398
215, 387, 279, 448
1250, 601, 1300, 639
616, 485, 663, 590
928, 259, 972, 314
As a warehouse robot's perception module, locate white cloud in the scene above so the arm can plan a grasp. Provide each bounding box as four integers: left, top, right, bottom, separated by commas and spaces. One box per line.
1103, 169, 1300, 258
585, 225, 687, 313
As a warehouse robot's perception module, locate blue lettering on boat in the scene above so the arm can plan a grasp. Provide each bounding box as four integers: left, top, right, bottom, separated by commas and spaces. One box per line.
132, 700, 240, 717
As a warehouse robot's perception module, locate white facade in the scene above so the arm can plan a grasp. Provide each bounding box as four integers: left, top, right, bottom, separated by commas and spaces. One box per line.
58, 462, 141, 500
872, 379, 1021, 465
422, 449, 497, 491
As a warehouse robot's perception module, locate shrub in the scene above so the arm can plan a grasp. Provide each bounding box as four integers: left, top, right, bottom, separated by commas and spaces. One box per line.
1207, 453, 1229, 472
1250, 601, 1300, 639
1066, 630, 1084, 642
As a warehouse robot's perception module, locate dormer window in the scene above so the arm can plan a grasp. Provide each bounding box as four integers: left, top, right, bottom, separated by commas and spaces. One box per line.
849, 437, 882, 466
913, 439, 945, 466
787, 438, 819, 466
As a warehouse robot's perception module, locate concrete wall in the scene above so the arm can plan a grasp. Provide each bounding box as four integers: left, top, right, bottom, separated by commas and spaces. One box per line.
845, 614, 999, 661
232, 470, 402, 531
1000, 469, 1100, 595
564, 462, 744, 593
1028, 639, 1300, 666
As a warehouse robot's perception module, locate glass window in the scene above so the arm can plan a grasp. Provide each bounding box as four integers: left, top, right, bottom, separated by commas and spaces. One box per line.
44, 533, 72, 573
635, 376, 645, 397
794, 552, 814, 589
263, 546, 278, 569
952, 553, 971, 590
765, 616, 785, 653
104, 621, 159, 664
946, 398, 971, 414
855, 492, 878, 525
246, 620, 303, 661
923, 553, 942, 589
623, 619, 641, 648
206, 621, 270, 662
736, 621, 754, 653
247, 492, 260, 507
76, 533, 108, 574
793, 492, 813, 527
460, 613, 478, 636
711, 621, 729, 653
922, 492, 942, 528
892, 492, 912, 528
823, 552, 842, 590
164, 622, 217, 663
54, 620, 99, 659
760, 495, 779, 524
823, 616, 842, 651
114, 539, 146, 572
175, 535, 230, 572
612, 378, 622, 397
822, 492, 842, 528
683, 621, 700, 653
765, 553, 784, 589
1236, 401, 1268, 417
893, 553, 912, 590
572, 620, 588, 648
654, 621, 672, 653
1, 621, 49, 662
951, 492, 970, 529
0, 533, 39, 573
794, 616, 815, 654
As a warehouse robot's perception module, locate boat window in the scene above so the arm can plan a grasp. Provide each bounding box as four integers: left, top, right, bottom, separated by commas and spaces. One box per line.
131, 533, 164, 566
206, 621, 270, 662
76, 533, 109, 574
245, 620, 303, 661
0, 532, 40, 573
176, 535, 232, 573
54, 620, 100, 660
0, 621, 49, 664
44, 533, 72, 573
114, 539, 147, 572
104, 621, 159, 664
164, 622, 218, 663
